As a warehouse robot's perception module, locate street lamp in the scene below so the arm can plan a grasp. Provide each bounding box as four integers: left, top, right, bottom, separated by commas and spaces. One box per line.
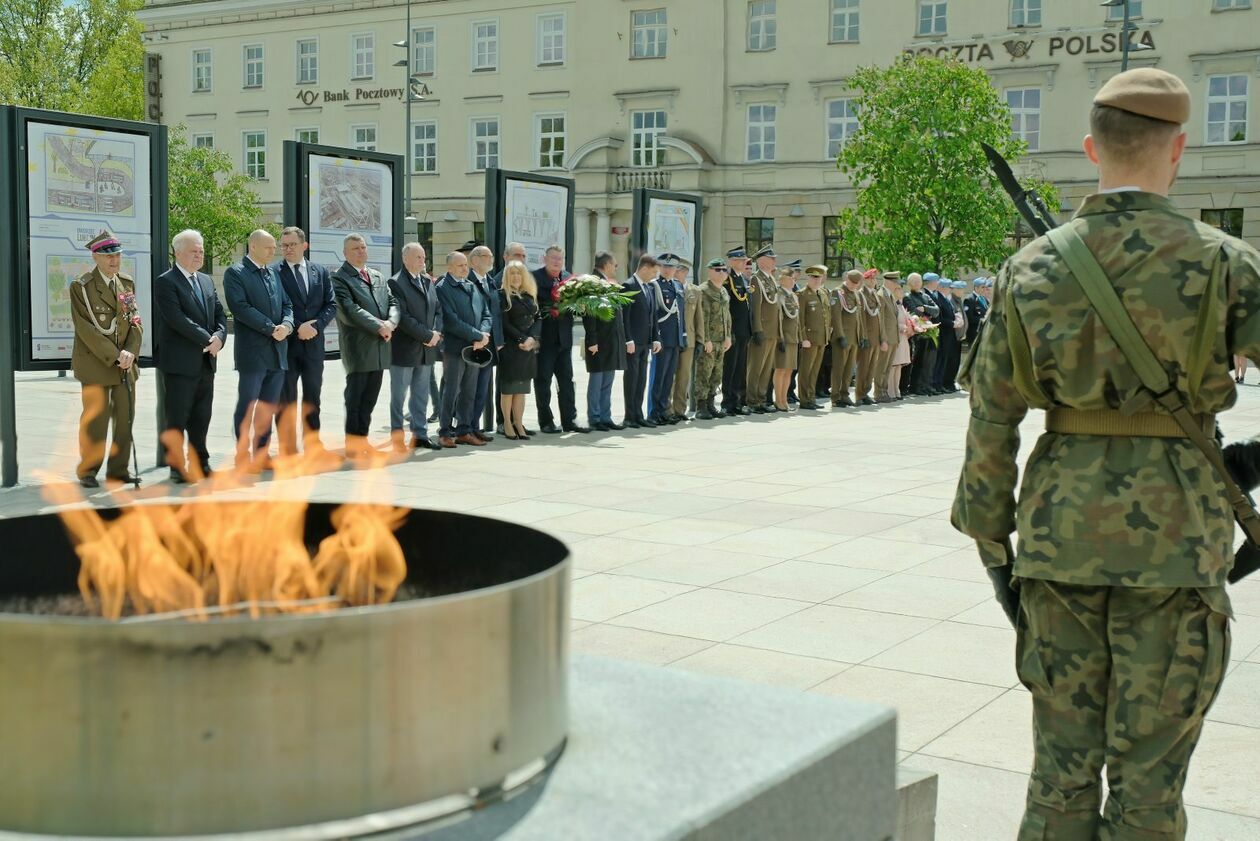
1100, 0, 1155, 72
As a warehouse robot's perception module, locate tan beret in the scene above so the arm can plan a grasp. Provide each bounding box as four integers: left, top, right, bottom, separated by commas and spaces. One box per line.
1094, 68, 1191, 125
805, 265, 828, 277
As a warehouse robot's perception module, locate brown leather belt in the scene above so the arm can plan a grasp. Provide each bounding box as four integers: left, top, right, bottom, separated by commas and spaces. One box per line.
1045, 408, 1215, 439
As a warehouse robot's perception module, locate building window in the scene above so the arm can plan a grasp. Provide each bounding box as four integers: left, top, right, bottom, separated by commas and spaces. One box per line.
473, 221, 486, 245
415, 222, 434, 262
1011, 0, 1042, 26
631, 9, 668, 59
192, 48, 212, 92
1202, 208, 1244, 238
537, 114, 566, 168
472, 20, 499, 71
351, 33, 375, 80
746, 104, 776, 162
826, 98, 859, 158
830, 0, 860, 43
192, 133, 214, 149
243, 131, 266, 179
631, 109, 667, 167
295, 128, 320, 144
1213, 0, 1250, 8
471, 118, 500, 170
748, 1, 776, 52
351, 125, 377, 151
1207, 74, 1249, 144
1006, 88, 1041, 151
823, 217, 855, 278
1106, 0, 1142, 19
412, 121, 437, 173
412, 26, 436, 76
745, 218, 775, 257
538, 13, 566, 65
917, 0, 947, 35
296, 39, 318, 85
243, 44, 264, 89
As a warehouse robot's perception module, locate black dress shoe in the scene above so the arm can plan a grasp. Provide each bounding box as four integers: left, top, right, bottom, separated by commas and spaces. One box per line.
591, 422, 611, 432
169, 471, 188, 485
413, 438, 442, 451
522, 428, 537, 436
474, 431, 493, 442
736, 406, 752, 416
624, 419, 641, 429
78, 475, 99, 489
640, 418, 658, 428
606, 421, 625, 430
861, 397, 876, 406
563, 424, 591, 434
540, 424, 563, 434
799, 402, 819, 411
107, 474, 142, 486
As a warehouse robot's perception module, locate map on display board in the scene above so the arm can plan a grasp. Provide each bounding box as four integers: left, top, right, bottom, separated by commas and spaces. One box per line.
503, 177, 569, 269
646, 198, 697, 264
25, 122, 154, 361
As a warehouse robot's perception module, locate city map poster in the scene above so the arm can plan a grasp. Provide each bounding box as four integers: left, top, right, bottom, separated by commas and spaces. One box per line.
503, 178, 569, 269
308, 154, 396, 354
646, 198, 697, 266
25, 121, 153, 361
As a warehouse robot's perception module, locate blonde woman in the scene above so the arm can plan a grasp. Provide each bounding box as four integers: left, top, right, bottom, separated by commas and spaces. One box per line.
497, 261, 543, 439
772, 269, 800, 411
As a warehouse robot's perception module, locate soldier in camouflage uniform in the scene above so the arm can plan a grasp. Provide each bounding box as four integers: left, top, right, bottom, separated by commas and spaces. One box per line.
952, 69, 1259, 841
694, 259, 733, 420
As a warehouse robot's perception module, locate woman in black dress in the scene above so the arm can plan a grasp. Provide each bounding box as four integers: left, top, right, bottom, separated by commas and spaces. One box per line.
498, 261, 543, 439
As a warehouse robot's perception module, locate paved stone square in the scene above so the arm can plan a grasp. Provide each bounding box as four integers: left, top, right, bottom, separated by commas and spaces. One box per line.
3, 360, 1259, 839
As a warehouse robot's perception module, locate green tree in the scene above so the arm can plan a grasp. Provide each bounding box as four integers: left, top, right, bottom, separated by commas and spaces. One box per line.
167, 126, 270, 269
838, 55, 1059, 276
0, 0, 144, 120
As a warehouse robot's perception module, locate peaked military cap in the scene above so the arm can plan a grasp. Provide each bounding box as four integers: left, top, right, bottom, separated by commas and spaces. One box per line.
1094, 68, 1191, 125
86, 231, 122, 254
882, 271, 902, 280
752, 244, 777, 259
657, 253, 680, 267
725, 246, 747, 259
784, 258, 802, 271
805, 264, 829, 277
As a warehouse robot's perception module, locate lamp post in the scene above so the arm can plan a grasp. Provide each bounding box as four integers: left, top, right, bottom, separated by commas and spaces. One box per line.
1100, 0, 1154, 72
392, 0, 423, 237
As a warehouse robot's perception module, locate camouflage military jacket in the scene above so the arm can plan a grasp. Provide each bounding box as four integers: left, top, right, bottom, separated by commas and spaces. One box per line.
696, 282, 732, 345
952, 191, 1260, 587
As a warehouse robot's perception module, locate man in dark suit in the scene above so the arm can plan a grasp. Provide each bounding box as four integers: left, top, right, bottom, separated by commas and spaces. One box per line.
387, 242, 443, 451
648, 253, 687, 425
722, 247, 753, 415
435, 251, 492, 448
223, 229, 293, 471
621, 253, 662, 428
155, 229, 227, 483
929, 274, 957, 396
273, 226, 336, 455
468, 243, 503, 442
532, 245, 588, 434
331, 233, 399, 458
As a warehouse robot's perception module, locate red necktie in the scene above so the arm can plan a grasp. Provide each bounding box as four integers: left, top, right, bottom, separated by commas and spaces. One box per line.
359, 269, 370, 285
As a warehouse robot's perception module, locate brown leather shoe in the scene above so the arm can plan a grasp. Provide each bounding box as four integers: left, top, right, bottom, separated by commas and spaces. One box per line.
439, 437, 457, 449
456, 433, 487, 446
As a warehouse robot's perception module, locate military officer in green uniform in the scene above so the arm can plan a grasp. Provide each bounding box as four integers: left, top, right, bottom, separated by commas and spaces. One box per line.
745, 244, 780, 413
830, 269, 864, 407
797, 265, 832, 410
71, 231, 143, 488
671, 259, 703, 421
693, 259, 732, 420
873, 272, 901, 404
952, 69, 1260, 841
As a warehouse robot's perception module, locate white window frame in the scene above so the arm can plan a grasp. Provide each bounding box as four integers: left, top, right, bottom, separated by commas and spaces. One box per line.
917, 0, 948, 36
294, 128, 320, 145
631, 9, 668, 59
412, 120, 438, 174
243, 130, 267, 179
1010, 0, 1042, 27
535, 113, 567, 169
192, 48, 212, 93
470, 117, 500, 171
1212, 0, 1251, 9
829, 0, 860, 43
296, 38, 318, 85
412, 26, 436, 76
537, 12, 566, 66
1006, 87, 1041, 152
825, 97, 859, 158
191, 132, 215, 149
242, 44, 264, 89
747, 1, 777, 52
630, 109, 667, 168
1206, 73, 1249, 145
472, 19, 499, 72
1106, 0, 1142, 19
351, 32, 375, 81
350, 124, 378, 152
746, 104, 777, 163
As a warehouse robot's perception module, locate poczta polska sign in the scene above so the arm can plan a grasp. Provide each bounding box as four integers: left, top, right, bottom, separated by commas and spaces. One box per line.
903, 30, 1157, 63
294, 86, 406, 106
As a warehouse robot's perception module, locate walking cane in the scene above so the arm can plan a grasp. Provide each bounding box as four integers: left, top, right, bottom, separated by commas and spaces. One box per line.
120, 365, 142, 486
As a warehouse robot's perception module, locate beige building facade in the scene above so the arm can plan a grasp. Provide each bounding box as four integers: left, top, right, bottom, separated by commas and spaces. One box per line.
139, 0, 1260, 275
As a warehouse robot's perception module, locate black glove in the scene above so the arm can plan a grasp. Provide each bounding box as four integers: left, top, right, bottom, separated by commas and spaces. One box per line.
837, 336, 849, 350
752, 331, 764, 346
986, 564, 1020, 628
1223, 439, 1260, 493
858, 338, 870, 350
777, 339, 786, 353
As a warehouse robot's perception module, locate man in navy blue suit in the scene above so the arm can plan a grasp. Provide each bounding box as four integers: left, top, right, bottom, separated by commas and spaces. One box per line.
223, 229, 293, 471
620, 253, 662, 428
273, 226, 337, 455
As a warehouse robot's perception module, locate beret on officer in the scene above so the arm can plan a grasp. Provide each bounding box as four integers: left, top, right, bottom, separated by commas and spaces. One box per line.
1094, 68, 1191, 125
706, 258, 727, 270
923, 272, 940, 283
862, 268, 880, 280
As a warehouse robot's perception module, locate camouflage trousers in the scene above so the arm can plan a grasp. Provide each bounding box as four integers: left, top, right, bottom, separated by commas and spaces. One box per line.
694, 347, 726, 401
1016, 579, 1231, 841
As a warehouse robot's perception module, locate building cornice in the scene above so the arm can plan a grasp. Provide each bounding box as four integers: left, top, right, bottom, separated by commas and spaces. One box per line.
1187, 48, 1260, 80
139, 0, 438, 29
730, 83, 788, 106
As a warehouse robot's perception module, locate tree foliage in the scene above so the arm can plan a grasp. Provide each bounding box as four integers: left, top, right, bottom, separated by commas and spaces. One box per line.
838, 55, 1059, 276
0, 0, 144, 121
168, 127, 270, 268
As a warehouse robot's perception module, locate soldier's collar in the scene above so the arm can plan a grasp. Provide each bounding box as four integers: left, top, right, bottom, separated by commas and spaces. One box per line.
1074, 190, 1177, 219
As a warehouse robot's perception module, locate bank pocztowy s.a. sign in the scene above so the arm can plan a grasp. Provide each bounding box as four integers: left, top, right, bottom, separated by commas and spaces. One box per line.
294, 87, 406, 106
903, 30, 1157, 63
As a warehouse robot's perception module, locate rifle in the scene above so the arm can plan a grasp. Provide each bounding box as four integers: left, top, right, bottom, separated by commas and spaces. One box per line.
982, 143, 1058, 238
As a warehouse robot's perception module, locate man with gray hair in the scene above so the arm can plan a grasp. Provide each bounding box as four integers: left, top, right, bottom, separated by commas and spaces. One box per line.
468, 243, 503, 441
532, 245, 588, 433
223, 229, 293, 471
387, 242, 442, 451
435, 250, 492, 447
155, 229, 227, 482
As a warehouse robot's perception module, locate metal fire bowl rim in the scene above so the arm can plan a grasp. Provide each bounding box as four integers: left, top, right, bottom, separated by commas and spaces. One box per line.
0, 502, 570, 628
